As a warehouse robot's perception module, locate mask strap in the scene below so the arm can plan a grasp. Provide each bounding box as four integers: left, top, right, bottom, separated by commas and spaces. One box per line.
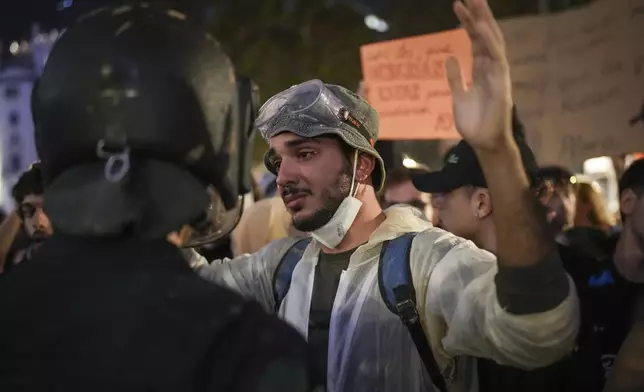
350, 149, 359, 197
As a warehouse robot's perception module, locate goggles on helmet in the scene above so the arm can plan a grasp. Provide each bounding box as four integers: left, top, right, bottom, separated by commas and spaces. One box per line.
255, 79, 368, 139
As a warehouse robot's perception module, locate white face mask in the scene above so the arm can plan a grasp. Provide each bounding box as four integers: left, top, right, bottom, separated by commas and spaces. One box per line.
310, 150, 363, 248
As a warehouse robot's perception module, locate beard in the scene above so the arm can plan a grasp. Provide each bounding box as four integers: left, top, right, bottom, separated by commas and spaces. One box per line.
30, 229, 50, 243
290, 162, 352, 233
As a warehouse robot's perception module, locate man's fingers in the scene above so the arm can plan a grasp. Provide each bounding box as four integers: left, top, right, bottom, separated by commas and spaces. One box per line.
454, 1, 476, 36
476, 21, 505, 63
480, 0, 505, 44
454, 1, 485, 57
470, 0, 504, 44
446, 57, 466, 97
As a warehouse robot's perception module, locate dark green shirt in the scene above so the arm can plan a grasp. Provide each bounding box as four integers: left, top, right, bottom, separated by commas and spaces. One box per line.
308, 248, 355, 387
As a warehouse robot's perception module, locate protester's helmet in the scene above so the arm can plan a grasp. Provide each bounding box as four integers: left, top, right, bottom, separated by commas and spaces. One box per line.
32, 4, 254, 245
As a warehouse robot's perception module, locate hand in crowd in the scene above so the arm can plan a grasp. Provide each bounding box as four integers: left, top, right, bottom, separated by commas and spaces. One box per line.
447, 0, 513, 152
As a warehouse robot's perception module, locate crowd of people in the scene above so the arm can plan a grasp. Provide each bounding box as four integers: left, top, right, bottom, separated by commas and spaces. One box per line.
0, 0, 642, 391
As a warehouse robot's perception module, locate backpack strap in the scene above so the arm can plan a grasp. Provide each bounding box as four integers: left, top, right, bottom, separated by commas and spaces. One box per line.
378, 232, 447, 392
272, 238, 312, 312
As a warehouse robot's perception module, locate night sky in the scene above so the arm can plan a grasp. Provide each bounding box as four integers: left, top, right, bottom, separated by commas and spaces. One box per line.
0, 1, 136, 43
0, 0, 391, 42
1, 0, 64, 41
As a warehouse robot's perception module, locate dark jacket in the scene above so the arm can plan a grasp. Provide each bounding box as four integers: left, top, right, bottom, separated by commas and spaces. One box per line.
477, 241, 639, 392
0, 235, 311, 392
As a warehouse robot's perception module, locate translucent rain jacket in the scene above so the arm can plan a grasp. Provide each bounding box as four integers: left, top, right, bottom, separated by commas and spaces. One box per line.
196, 206, 580, 392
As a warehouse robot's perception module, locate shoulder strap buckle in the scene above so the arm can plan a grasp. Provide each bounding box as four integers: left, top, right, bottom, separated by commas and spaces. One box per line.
393, 285, 420, 325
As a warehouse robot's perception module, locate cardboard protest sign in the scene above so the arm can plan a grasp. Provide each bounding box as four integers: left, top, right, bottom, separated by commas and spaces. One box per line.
360, 0, 644, 168
499, 15, 551, 156
360, 29, 472, 140
626, 0, 644, 135
533, 0, 644, 167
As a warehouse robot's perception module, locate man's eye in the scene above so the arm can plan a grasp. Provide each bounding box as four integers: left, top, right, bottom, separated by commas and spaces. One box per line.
298, 151, 315, 160
21, 205, 36, 218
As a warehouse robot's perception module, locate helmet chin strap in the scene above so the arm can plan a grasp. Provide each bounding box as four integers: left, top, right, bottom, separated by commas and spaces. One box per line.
350, 149, 359, 197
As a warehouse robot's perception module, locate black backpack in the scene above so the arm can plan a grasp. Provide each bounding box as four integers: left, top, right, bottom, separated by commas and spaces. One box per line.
271, 233, 447, 392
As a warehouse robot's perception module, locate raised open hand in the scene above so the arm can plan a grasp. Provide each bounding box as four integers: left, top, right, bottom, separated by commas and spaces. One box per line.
447, 0, 513, 151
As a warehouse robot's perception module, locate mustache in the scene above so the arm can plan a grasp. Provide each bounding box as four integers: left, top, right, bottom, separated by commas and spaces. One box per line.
281, 184, 311, 198
31, 230, 50, 241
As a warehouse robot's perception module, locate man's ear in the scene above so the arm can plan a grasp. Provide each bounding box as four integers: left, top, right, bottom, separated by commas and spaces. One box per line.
621, 189, 638, 216
473, 188, 493, 219
355, 153, 375, 183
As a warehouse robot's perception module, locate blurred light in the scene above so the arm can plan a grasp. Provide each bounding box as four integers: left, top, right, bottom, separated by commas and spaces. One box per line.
402, 154, 431, 171
57, 0, 73, 11
50, 30, 59, 41
583, 156, 613, 174
403, 158, 419, 169
570, 176, 577, 184
166, 10, 187, 20
9, 42, 19, 55
19, 41, 29, 52
364, 14, 389, 33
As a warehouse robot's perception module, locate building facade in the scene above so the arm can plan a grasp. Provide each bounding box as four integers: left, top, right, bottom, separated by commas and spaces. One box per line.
0, 25, 57, 211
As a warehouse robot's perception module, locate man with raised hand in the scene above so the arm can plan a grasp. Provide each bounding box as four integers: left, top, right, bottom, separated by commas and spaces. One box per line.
198, 0, 579, 390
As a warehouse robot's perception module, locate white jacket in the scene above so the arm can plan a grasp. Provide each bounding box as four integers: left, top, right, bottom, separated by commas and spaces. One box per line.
197, 206, 579, 392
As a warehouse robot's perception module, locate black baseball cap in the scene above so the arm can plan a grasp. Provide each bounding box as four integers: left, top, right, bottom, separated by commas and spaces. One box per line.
412, 108, 541, 193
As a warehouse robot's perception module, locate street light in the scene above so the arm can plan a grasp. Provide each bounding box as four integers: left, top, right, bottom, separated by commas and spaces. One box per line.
9, 42, 19, 55
364, 14, 389, 32
57, 0, 73, 11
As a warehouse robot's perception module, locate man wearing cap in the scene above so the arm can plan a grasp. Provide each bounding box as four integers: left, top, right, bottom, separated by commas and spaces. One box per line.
414, 111, 642, 392
197, 0, 578, 391
605, 158, 644, 392
413, 111, 544, 248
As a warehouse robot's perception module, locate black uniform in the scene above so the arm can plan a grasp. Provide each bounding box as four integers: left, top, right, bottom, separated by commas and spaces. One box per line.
0, 236, 310, 392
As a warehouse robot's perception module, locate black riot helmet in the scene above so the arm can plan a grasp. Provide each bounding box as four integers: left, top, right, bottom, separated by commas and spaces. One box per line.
186, 74, 260, 248
32, 4, 253, 244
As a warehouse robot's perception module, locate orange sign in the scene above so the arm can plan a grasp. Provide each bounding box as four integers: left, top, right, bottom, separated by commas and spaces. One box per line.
360, 28, 472, 140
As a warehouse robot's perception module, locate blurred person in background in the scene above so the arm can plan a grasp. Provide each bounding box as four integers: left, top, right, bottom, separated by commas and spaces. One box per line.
231, 195, 307, 256
612, 158, 644, 284
259, 172, 278, 198
0, 5, 311, 391
381, 166, 435, 224
604, 158, 644, 392
559, 181, 618, 261
413, 114, 635, 392
0, 163, 52, 274
574, 182, 616, 233
539, 166, 577, 235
